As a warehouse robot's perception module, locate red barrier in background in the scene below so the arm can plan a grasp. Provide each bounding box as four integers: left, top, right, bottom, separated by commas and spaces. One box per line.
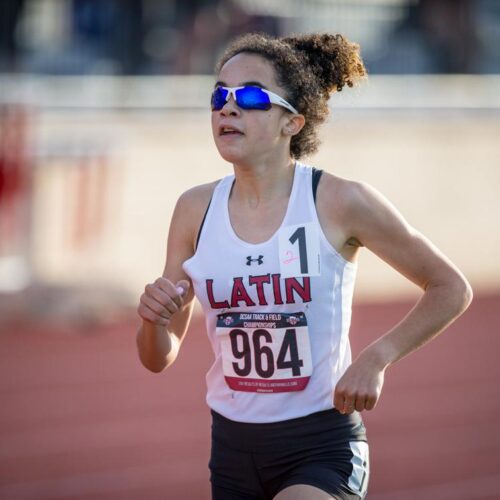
69, 154, 111, 252
0, 104, 31, 257
0, 292, 498, 500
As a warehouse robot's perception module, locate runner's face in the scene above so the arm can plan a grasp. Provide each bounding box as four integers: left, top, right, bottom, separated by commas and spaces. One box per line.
211, 53, 293, 165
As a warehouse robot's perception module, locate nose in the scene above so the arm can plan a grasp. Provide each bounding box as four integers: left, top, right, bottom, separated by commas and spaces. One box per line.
219, 94, 240, 117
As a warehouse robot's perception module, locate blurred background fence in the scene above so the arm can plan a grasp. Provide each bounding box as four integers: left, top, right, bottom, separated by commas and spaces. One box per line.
1, 1, 499, 499
1, 0, 499, 307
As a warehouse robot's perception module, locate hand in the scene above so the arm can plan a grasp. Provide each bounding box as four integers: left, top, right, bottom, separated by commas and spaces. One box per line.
137, 278, 189, 327
333, 349, 387, 415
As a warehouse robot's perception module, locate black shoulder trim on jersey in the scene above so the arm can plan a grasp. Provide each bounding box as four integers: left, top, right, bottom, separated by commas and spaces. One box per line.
195, 197, 212, 251
312, 167, 323, 204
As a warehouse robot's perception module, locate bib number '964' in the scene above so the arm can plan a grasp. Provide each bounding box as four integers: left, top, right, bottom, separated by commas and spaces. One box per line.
216, 312, 312, 393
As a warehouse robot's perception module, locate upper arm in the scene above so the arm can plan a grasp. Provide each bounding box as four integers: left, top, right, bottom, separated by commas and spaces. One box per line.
342, 180, 470, 292
161, 182, 216, 345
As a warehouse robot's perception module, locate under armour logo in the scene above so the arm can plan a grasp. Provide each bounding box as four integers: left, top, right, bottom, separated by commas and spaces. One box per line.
246, 255, 264, 266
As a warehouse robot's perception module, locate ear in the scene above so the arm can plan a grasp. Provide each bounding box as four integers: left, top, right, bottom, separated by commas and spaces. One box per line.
282, 114, 305, 137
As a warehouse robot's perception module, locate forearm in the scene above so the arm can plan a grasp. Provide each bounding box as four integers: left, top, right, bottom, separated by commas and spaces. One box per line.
361, 278, 473, 369
136, 320, 180, 373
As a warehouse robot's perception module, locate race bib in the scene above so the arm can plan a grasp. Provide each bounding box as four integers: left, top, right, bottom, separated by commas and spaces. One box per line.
216, 311, 313, 393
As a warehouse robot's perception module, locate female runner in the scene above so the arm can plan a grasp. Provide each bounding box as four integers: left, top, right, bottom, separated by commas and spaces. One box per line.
136, 33, 473, 500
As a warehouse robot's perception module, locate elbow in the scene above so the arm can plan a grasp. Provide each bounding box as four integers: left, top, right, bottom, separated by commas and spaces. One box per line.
451, 274, 474, 315
138, 356, 167, 373
428, 271, 474, 316
148, 366, 166, 374
135, 323, 183, 374
135, 327, 173, 373
462, 280, 474, 311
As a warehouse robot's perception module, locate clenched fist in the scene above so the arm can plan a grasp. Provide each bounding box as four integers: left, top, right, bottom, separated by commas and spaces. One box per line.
137, 277, 189, 326
333, 348, 387, 415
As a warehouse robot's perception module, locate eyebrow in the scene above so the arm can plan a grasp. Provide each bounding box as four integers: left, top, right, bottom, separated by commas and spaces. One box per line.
214, 80, 268, 89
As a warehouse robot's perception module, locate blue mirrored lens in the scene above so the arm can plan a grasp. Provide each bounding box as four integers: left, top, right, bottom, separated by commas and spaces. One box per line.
235, 87, 271, 110
211, 87, 229, 110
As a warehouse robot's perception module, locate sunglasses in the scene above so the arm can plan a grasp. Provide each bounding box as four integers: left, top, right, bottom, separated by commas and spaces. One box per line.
211, 86, 298, 114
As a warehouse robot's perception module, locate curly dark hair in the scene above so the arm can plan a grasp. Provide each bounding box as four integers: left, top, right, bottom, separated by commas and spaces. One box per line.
215, 32, 367, 159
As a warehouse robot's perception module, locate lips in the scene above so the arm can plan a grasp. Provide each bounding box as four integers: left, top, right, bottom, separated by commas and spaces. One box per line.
219, 124, 244, 136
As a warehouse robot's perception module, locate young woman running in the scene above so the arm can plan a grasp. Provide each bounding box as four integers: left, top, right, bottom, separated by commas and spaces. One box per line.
136, 33, 473, 500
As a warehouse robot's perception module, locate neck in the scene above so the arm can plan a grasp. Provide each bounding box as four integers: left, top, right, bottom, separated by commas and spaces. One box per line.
231, 156, 296, 207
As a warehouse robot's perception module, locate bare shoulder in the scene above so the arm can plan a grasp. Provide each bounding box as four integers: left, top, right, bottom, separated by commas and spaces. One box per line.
317, 171, 378, 215
315, 171, 369, 249
317, 171, 408, 244
174, 180, 219, 229
176, 180, 219, 217
313, 171, 372, 260
171, 180, 220, 251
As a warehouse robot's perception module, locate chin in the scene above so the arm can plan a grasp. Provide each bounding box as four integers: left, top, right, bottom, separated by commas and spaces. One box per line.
216, 144, 247, 164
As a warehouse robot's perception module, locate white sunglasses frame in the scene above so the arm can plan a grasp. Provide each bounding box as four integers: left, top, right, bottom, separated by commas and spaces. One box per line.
214, 86, 299, 114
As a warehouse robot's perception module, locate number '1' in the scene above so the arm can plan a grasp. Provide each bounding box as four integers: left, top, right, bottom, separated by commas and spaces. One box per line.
289, 226, 308, 274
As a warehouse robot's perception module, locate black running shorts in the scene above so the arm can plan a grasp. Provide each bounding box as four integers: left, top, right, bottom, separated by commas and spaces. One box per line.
209, 408, 369, 500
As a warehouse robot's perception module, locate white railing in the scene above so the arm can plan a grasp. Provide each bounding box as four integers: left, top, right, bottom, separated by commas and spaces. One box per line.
1, 74, 500, 110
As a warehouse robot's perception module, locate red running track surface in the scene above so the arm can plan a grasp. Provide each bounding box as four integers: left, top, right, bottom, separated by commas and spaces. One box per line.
1, 293, 499, 500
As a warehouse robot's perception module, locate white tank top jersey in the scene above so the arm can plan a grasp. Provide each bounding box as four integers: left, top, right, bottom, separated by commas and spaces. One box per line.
182, 162, 358, 423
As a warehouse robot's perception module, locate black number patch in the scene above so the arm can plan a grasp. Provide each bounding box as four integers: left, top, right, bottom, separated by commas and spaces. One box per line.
289, 226, 308, 274
276, 329, 304, 376
229, 328, 303, 378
